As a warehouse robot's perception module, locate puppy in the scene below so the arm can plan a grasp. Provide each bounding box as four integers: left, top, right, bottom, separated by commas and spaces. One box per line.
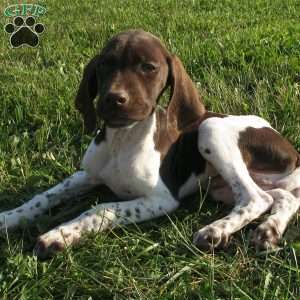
1, 30, 299, 258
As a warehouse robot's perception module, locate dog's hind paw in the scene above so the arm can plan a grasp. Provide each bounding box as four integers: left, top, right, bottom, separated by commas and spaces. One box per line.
252, 221, 281, 250
193, 226, 229, 250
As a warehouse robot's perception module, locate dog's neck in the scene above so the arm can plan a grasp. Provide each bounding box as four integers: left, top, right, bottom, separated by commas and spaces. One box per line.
105, 113, 157, 150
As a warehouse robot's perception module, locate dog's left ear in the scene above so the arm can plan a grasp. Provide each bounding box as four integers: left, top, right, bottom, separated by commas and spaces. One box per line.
166, 55, 205, 132
75, 55, 100, 134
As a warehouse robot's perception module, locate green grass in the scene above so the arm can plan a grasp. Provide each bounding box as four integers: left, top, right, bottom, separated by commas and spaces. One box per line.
1, 0, 300, 299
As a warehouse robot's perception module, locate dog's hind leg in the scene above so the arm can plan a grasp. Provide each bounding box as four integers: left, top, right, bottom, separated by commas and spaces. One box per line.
0, 171, 100, 230
252, 188, 300, 249
193, 117, 274, 249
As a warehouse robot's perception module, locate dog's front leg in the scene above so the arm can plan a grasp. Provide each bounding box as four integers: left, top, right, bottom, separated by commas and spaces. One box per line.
0, 171, 100, 230
34, 191, 179, 258
0, 134, 108, 230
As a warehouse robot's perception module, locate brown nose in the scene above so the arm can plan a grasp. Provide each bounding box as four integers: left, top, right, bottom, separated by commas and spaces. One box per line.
105, 92, 128, 106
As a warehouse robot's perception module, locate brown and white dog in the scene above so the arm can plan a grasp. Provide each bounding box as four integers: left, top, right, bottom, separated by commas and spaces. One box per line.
1, 30, 299, 258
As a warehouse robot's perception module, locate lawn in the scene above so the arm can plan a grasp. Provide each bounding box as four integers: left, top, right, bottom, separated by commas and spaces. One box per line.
1, 0, 300, 299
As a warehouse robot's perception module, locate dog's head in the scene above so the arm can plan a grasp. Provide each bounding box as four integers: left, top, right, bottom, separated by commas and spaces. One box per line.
75, 29, 205, 133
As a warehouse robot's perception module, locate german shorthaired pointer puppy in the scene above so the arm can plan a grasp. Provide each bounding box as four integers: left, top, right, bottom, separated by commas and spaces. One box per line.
1, 30, 299, 258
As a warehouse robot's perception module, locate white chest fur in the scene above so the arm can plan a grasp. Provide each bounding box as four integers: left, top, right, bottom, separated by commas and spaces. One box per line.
81, 114, 161, 199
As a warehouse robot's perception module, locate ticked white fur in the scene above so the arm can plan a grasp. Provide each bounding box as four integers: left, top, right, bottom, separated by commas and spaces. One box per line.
193, 115, 300, 249
0, 113, 179, 255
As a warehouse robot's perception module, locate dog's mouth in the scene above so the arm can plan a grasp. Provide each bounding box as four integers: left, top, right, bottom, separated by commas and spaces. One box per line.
97, 103, 152, 128
105, 118, 137, 128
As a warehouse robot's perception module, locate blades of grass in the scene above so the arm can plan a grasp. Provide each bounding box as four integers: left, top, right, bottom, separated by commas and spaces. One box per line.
262, 271, 272, 300
231, 281, 253, 300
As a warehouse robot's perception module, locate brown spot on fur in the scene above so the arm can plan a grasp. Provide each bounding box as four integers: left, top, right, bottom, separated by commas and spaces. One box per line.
50, 241, 64, 252
238, 127, 300, 173
146, 208, 155, 216
219, 223, 227, 230
270, 219, 281, 234
17, 209, 23, 213
64, 181, 71, 188
125, 209, 131, 217
237, 209, 245, 215
35, 202, 41, 208
204, 148, 211, 154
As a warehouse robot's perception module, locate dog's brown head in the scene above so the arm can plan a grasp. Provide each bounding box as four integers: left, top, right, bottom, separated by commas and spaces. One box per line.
75, 29, 205, 133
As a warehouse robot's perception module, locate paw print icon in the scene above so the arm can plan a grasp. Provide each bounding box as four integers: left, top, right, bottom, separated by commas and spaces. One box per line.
4, 16, 45, 48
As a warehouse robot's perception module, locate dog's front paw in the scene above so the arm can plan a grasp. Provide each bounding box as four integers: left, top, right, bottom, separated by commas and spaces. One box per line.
252, 221, 281, 250
193, 226, 229, 250
34, 227, 79, 259
34, 236, 65, 260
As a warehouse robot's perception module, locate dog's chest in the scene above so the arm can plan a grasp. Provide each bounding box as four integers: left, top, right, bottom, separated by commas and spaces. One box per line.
82, 115, 161, 199
102, 139, 160, 198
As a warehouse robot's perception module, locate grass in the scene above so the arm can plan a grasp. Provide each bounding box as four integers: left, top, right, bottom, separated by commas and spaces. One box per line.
1, 0, 300, 299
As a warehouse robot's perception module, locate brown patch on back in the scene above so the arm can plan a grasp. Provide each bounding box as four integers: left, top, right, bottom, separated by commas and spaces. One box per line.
155, 110, 227, 160
238, 127, 300, 173
158, 120, 207, 198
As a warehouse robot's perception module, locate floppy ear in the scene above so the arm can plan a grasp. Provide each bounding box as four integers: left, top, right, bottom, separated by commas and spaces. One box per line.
167, 55, 205, 132
75, 55, 100, 134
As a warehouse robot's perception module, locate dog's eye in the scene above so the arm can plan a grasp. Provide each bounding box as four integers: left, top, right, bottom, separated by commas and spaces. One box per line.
141, 62, 156, 73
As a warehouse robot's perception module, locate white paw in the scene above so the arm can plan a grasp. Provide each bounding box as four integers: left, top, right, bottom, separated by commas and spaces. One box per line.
252, 222, 281, 250
193, 226, 229, 250
34, 227, 80, 259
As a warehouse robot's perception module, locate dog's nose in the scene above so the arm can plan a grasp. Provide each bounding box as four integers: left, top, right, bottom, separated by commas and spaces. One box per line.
105, 92, 128, 106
